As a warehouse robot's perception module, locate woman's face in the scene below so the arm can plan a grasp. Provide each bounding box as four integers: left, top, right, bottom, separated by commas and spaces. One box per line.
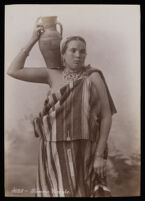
62, 40, 86, 71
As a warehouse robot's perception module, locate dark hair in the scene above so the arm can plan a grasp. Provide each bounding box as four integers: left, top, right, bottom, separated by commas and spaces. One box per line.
60, 36, 86, 55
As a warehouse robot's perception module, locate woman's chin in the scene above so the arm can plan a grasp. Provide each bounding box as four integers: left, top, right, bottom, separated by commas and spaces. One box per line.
71, 64, 83, 70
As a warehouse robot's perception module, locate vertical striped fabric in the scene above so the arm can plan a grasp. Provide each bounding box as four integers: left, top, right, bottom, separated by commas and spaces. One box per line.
36, 139, 111, 197
33, 66, 116, 197
33, 66, 117, 142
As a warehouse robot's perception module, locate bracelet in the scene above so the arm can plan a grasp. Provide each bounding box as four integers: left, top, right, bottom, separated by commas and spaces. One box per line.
21, 48, 29, 56
95, 152, 104, 158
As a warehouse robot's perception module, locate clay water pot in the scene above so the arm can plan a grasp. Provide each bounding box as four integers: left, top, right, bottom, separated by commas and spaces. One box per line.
37, 16, 63, 69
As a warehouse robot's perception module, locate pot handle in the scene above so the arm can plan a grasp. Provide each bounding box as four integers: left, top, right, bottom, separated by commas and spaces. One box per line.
56, 22, 63, 36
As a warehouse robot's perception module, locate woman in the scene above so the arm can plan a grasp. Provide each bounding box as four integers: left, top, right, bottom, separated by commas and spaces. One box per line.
7, 23, 117, 197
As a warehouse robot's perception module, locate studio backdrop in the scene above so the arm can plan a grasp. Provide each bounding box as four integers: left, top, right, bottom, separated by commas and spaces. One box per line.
5, 4, 140, 197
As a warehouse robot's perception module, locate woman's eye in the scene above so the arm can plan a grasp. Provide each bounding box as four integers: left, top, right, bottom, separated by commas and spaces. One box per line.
80, 50, 86, 54
70, 49, 76, 53
69, 49, 86, 54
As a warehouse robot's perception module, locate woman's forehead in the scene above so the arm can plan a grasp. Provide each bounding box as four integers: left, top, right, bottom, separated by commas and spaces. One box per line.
67, 40, 86, 49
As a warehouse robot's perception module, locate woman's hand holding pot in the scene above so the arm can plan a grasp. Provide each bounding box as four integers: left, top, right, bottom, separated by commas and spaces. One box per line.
31, 23, 45, 43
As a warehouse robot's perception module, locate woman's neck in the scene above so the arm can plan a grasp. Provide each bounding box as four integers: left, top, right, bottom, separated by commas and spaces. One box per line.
64, 66, 84, 73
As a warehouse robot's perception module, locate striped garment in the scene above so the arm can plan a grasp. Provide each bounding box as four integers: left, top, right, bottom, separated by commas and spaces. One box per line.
33, 66, 117, 197
33, 66, 117, 141
35, 140, 111, 197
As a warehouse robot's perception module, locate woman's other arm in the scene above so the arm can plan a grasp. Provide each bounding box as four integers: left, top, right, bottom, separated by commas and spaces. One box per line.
90, 72, 112, 178
7, 25, 50, 85
90, 72, 112, 156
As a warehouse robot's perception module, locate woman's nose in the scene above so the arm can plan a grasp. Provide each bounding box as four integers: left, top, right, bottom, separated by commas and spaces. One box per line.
75, 51, 80, 57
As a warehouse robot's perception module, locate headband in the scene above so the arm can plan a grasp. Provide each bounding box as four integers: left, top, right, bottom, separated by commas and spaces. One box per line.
60, 36, 86, 55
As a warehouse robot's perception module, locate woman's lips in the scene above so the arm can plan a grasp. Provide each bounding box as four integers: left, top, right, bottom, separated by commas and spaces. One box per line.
74, 60, 80, 64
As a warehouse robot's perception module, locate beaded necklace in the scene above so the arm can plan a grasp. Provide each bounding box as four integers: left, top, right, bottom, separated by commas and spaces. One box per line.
63, 67, 86, 82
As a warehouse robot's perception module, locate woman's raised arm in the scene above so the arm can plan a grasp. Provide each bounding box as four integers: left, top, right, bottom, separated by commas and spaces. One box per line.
7, 24, 51, 85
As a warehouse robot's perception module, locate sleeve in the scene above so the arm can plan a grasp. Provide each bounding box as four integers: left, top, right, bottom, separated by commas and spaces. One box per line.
89, 69, 117, 115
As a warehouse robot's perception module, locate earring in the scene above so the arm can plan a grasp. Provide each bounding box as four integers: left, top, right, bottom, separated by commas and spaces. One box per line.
61, 56, 65, 67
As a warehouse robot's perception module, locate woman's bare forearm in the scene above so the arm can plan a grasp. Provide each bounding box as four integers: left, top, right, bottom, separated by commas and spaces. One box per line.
6, 25, 50, 84
7, 23, 45, 78
95, 114, 112, 157
7, 39, 36, 76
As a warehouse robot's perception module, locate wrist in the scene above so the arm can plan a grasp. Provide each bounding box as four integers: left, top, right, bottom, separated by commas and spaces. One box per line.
29, 37, 39, 45
21, 40, 36, 56
95, 151, 104, 158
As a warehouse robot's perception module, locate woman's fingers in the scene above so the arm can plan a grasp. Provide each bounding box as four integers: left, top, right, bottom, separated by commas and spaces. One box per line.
93, 157, 107, 178
97, 167, 106, 179
36, 23, 44, 29
37, 29, 43, 36
33, 23, 44, 34
95, 166, 107, 178
34, 27, 44, 38
36, 26, 44, 32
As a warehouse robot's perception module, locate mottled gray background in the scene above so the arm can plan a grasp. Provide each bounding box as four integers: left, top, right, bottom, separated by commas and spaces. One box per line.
5, 5, 140, 197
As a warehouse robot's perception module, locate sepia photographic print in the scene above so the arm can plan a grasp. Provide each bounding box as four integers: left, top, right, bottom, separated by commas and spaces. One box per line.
5, 4, 140, 197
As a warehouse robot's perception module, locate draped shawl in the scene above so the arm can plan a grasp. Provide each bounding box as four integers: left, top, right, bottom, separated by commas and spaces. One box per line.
33, 66, 117, 141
